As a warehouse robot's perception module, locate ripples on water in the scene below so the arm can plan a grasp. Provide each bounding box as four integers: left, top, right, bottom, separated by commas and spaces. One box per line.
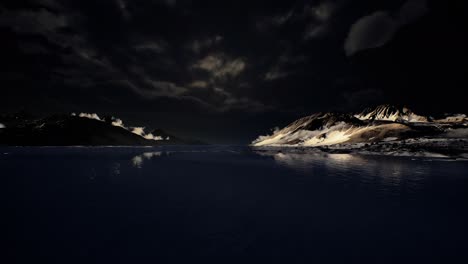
3, 146, 468, 263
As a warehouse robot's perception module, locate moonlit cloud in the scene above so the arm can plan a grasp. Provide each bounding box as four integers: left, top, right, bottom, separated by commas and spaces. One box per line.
192, 54, 246, 79
304, 1, 335, 22
193, 55, 223, 72
344, 0, 428, 56
303, 1, 338, 40
344, 12, 397, 56
189, 80, 209, 88
256, 1, 339, 40
216, 59, 246, 78
264, 68, 290, 81
0, 123, 5, 129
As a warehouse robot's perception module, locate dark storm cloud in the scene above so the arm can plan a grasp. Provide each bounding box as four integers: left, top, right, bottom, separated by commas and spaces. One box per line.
2, 0, 349, 116
1, 0, 221, 111
344, 0, 428, 56
52, 0, 265, 111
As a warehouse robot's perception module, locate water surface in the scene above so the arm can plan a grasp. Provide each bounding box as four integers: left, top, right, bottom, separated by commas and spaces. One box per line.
3, 146, 468, 263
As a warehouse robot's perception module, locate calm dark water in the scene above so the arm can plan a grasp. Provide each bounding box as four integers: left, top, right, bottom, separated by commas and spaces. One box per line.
3, 146, 468, 263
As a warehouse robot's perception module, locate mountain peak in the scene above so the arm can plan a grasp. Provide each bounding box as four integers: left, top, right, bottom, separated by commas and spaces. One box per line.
355, 104, 428, 122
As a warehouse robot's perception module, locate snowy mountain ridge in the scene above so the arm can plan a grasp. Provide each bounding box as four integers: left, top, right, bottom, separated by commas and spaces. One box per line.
252, 105, 468, 150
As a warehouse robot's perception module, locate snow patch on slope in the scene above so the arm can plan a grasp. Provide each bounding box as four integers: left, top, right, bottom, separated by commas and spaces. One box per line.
303, 129, 352, 146
72, 112, 166, 141
253, 123, 361, 147
355, 105, 428, 122
111, 118, 125, 128
76, 112, 102, 121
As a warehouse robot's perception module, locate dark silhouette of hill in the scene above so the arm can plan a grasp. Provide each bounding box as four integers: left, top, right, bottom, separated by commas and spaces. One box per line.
0, 113, 206, 146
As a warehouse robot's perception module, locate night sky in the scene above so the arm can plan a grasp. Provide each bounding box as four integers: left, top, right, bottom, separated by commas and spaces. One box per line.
1, 0, 467, 143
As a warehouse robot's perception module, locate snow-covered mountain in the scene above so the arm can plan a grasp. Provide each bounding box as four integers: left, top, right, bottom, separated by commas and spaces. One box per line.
253, 111, 412, 147
252, 105, 467, 149
0, 113, 205, 146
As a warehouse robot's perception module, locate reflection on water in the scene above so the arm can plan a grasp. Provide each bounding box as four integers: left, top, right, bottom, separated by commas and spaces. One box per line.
126, 147, 446, 193
105, 147, 455, 193
132, 151, 162, 168
270, 151, 362, 169
255, 149, 433, 191
3, 146, 468, 263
